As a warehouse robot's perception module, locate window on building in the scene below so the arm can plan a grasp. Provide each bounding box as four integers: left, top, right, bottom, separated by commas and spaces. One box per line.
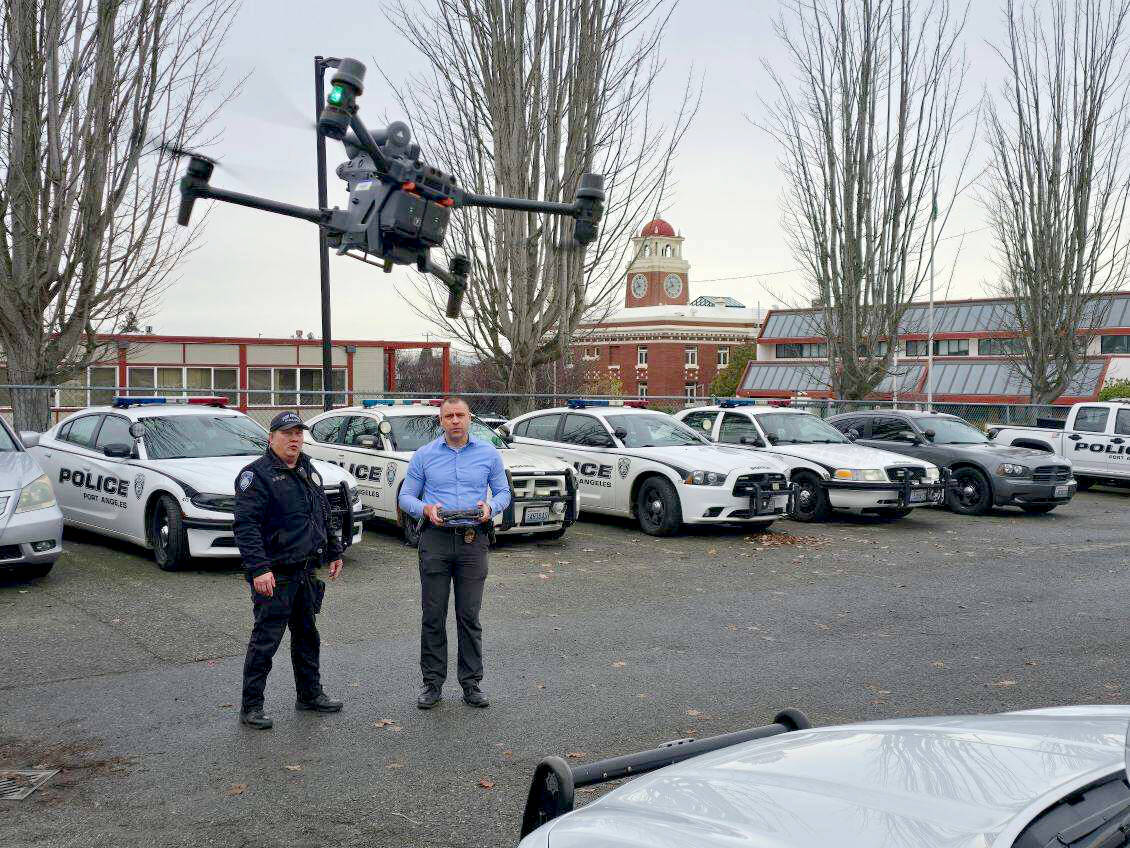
857, 340, 889, 357
246, 367, 346, 407
775, 343, 828, 359
637, 346, 648, 366
905, 339, 969, 357
248, 369, 272, 406
127, 367, 156, 397
58, 365, 118, 408
685, 346, 698, 367
638, 382, 647, 398
1101, 335, 1130, 354
684, 383, 697, 401
981, 337, 1024, 356
717, 347, 730, 367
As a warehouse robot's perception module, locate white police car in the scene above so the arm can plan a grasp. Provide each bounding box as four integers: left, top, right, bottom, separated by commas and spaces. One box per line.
676, 400, 945, 522
27, 397, 370, 570
302, 399, 578, 545
505, 399, 803, 536
519, 705, 1130, 848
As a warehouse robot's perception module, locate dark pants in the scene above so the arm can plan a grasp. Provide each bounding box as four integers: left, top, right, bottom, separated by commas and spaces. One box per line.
418, 526, 489, 690
241, 570, 321, 712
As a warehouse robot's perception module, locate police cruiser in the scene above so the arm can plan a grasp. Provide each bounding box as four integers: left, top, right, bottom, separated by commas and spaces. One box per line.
505, 399, 799, 536
302, 399, 578, 545
26, 397, 369, 571
676, 399, 945, 522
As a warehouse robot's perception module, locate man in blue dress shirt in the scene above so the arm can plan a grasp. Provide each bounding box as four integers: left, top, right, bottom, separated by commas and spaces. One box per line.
399, 396, 511, 709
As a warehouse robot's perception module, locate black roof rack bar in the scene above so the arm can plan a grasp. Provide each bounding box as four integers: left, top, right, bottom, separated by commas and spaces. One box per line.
519, 708, 811, 838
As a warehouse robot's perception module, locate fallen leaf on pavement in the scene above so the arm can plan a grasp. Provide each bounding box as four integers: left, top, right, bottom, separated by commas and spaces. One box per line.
225, 784, 247, 796
991, 679, 1018, 688
501, 750, 513, 760
284, 765, 302, 772
611, 661, 626, 668
686, 708, 701, 717
566, 751, 586, 759
930, 661, 946, 668
479, 779, 495, 789
374, 719, 396, 727
386, 762, 404, 770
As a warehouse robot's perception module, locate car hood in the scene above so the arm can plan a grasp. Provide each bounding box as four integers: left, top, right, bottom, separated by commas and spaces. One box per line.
0, 451, 46, 492
539, 707, 1130, 848
624, 445, 792, 475
761, 442, 935, 472
503, 449, 570, 474
150, 454, 355, 493
936, 443, 1072, 467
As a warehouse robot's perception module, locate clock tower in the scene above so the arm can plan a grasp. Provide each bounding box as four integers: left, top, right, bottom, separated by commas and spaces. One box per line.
624, 219, 690, 308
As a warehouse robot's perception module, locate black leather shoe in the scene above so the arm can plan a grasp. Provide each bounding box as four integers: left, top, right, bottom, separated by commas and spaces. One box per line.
240, 709, 273, 729
296, 693, 343, 712
417, 684, 442, 710
462, 686, 490, 708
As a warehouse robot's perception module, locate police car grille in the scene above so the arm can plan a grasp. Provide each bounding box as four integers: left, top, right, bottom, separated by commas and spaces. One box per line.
732, 473, 787, 497
511, 474, 566, 499
0, 544, 21, 561
886, 466, 925, 483
1033, 465, 1070, 483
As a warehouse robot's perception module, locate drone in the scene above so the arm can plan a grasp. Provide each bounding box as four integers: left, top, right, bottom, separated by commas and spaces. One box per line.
175, 57, 605, 317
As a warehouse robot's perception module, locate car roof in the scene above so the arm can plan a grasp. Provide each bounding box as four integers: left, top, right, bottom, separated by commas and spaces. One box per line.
687, 405, 811, 416
513, 406, 656, 420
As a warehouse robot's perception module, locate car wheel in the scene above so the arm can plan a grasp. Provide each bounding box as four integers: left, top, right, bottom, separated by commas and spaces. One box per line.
946, 467, 992, 516
1021, 504, 1056, 514
1074, 476, 1094, 492
400, 511, 421, 548
790, 473, 831, 522
151, 494, 190, 571
636, 477, 682, 536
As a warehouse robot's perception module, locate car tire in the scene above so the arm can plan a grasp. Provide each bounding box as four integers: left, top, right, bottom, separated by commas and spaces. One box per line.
151, 494, 190, 571
636, 477, 682, 536
790, 473, 832, 522
1074, 476, 1094, 492
946, 467, 992, 516
1021, 504, 1056, 514
875, 507, 913, 520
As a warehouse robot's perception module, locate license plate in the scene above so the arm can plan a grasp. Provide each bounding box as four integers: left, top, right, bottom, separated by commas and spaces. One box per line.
1055, 484, 1069, 498
524, 507, 551, 524
909, 490, 928, 503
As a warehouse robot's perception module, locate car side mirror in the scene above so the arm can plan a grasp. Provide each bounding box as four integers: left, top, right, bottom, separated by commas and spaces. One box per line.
739, 435, 764, 447
612, 427, 628, 442
103, 443, 132, 458
19, 431, 40, 448
357, 435, 378, 449
846, 429, 859, 441
898, 429, 921, 444
496, 425, 514, 444
128, 422, 145, 440
924, 429, 936, 442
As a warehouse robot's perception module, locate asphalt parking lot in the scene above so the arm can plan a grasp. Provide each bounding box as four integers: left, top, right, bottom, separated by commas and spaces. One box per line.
3, 491, 1130, 848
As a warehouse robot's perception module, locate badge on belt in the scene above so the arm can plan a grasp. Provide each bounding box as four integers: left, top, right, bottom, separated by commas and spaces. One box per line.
463, 528, 475, 544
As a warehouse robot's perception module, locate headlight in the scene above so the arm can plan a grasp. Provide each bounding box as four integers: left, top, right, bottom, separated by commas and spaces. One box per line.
833, 468, 886, 482
684, 470, 727, 486
924, 467, 940, 482
14, 474, 56, 513
996, 463, 1031, 478
190, 493, 236, 512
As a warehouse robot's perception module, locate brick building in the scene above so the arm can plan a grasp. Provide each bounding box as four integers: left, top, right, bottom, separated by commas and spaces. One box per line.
572, 219, 763, 401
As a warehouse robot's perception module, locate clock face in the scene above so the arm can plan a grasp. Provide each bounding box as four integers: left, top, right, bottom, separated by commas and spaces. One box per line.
630, 274, 648, 299
663, 274, 683, 298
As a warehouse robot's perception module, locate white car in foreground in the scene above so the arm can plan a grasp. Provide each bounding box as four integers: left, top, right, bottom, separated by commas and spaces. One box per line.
27, 397, 370, 570
676, 400, 946, 521
506, 400, 802, 536
302, 400, 579, 545
519, 705, 1130, 848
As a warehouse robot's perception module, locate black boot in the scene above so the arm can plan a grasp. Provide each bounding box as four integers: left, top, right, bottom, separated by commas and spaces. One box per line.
462, 685, 490, 708
417, 684, 442, 710
240, 709, 273, 730
296, 692, 343, 713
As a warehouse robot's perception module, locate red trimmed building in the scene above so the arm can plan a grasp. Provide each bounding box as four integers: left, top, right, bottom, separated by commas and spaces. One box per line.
572, 219, 763, 401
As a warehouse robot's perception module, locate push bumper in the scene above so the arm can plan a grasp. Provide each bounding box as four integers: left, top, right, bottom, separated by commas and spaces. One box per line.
824, 477, 947, 508
993, 478, 1076, 507
0, 504, 64, 568
681, 483, 792, 524
499, 471, 578, 534
182, 501, 373, 558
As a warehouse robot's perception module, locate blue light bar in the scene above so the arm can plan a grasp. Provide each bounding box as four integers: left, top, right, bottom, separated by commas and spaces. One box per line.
361, 399, 395, 407
112, 396, 228, 409
361, 398, 440, 408
718, 398, 759, 408
567, 398, 648, 409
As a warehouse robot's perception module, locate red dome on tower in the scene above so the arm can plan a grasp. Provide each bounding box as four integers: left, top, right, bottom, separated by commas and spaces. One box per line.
640, 218, 675, 237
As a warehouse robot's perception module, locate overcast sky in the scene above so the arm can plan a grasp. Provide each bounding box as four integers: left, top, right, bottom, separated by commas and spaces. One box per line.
159, 0, 1009, 344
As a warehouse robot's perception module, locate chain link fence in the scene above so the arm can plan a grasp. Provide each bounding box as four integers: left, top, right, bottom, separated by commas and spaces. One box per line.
0, 383, 1070, 432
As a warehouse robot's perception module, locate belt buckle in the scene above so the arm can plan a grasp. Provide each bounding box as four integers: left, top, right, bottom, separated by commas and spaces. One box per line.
463, 528, 475, 544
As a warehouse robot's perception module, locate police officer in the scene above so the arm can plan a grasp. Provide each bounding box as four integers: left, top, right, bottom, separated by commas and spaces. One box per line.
234, 411, 344, 730
399, 396, 511, 710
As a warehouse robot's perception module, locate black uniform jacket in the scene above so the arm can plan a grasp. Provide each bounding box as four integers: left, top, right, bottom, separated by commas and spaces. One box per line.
233, 449, 343, 580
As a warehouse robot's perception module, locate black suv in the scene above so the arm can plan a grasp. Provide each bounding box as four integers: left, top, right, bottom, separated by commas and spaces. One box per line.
826, 411, 1075, 515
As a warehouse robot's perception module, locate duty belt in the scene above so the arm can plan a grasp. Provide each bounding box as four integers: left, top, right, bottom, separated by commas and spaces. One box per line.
425, 524, 481, 543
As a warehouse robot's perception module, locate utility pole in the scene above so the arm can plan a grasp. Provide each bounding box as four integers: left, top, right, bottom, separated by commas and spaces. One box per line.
927, 165, 937, 411
315, 56, 340, 411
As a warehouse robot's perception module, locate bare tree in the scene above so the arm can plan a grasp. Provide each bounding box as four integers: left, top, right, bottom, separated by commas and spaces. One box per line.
385, 0, 698, 414
0, 0, 238, 430
983, 0, 1130, 403
761, 0, 972, 399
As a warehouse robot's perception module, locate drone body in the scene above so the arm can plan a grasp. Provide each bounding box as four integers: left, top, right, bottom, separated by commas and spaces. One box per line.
176, 57, 604, 318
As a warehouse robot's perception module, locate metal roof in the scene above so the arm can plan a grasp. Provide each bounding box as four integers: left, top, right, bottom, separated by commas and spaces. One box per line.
739, 363, 831, 393
927, 359, 1106, 397
877, 364, 926, 394
690, 295, 746, 308
761, 294, 1130, 339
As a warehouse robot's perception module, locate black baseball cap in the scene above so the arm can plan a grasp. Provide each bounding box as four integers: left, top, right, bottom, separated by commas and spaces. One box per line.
269, 411, 309, 432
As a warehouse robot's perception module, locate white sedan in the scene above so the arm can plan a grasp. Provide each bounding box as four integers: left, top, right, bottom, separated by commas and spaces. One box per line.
27, 397, 370, 570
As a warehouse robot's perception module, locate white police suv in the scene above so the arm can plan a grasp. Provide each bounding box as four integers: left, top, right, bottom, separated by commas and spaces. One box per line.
302, 399, 578, 545
676, 399, 945, 522
27, 397, 369, 571
505, 399, 802, 536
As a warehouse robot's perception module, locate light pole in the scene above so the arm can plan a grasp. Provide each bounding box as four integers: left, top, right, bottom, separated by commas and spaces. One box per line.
315, 56, 340, 411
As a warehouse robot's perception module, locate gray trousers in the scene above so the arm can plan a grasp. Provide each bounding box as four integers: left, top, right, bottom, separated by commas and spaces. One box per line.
418, 526, 489, 689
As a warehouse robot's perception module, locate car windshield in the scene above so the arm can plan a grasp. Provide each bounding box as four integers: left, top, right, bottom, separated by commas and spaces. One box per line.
752, 413, 849, 445
912, 416, 989, 444
141, 414, 268, 459
386, 415, 507, 452
605, 414, 709, 448
0, 423, 18, 452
